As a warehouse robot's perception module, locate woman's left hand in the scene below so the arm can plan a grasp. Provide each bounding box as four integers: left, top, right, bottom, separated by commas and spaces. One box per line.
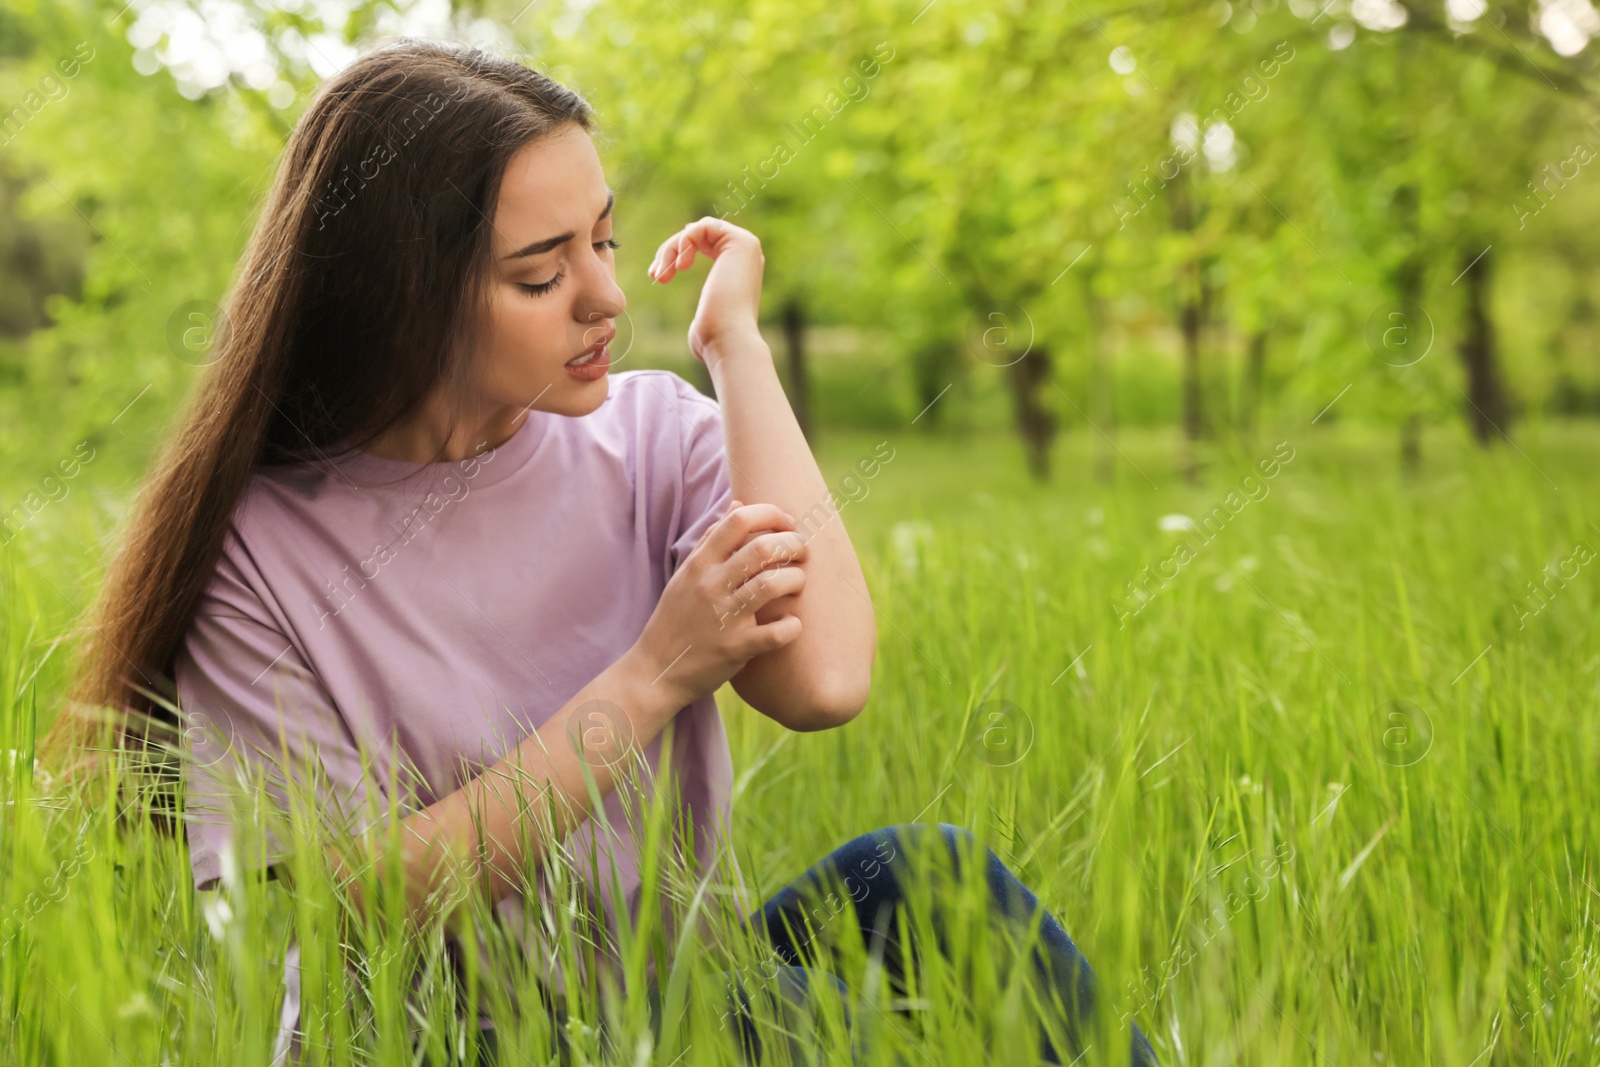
647, 217, 766, 369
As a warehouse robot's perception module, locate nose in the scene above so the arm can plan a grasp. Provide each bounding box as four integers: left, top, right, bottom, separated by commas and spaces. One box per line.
574, 251, 626, 338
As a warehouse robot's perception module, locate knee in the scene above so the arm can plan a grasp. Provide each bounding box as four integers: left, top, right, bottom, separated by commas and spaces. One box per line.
921, 824, 1039, 912
934, 822, 978, 849
777, 965, 849, 1003
878, 821, 976, 848
720, 966, 852, 1033
870, 822, 986, 878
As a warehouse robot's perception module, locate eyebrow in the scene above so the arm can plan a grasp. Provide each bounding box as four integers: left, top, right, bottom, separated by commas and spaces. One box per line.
502, 191, 615, 260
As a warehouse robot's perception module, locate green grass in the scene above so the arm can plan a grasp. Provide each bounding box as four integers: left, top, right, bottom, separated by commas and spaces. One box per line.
2, 420, 1598, 1065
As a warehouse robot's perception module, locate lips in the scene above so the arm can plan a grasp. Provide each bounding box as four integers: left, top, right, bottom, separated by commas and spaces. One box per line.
563, 334, 611, 388
568, 329, 616, 366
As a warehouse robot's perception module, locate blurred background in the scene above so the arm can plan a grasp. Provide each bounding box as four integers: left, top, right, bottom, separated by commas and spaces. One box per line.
3, 0, 1598, 512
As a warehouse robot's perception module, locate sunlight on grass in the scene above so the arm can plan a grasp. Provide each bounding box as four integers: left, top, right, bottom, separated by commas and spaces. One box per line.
3, 425, 1598, 1065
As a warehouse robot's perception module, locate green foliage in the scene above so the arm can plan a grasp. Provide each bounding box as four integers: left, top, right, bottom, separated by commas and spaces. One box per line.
1, 1, 1599, 1060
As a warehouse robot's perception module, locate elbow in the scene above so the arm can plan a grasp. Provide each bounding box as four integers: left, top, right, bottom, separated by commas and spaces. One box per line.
785, 671, 871, 732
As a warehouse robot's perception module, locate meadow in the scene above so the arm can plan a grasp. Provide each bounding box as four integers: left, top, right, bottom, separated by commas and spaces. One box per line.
3, 0, 1599, 1057
2, 393, 1597, 1065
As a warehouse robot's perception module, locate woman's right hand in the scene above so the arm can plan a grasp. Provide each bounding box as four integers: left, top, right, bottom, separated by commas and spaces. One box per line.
631, 499, 807, 708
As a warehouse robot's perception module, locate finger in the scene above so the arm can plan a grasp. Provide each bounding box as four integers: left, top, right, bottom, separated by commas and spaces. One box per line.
650, 234, 686, 281
688, 498, 742, 556
738, 613, 802, 657
654, 219, 736, 281
675, 221, 732, 267
703, 504, 795, 563
724, 532, 809, 587
659, 238, 698, 281
722, 565, 806, 620
648, 239, 675, 282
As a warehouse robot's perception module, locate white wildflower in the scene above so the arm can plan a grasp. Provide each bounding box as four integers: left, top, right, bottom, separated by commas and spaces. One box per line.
118, 992, 155, 1019
201, 895, 234, 940
890, 521, 935, 574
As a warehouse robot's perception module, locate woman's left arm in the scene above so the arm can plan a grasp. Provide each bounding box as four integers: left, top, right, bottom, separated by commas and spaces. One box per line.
649, 217, 877, 732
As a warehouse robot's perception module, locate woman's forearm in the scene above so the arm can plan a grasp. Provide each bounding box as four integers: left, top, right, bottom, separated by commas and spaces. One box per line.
327, 644, 687, 930
704, 330, 878, 729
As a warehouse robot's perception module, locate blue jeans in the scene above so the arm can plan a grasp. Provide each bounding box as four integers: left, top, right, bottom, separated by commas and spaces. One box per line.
456, 823, 1158, 1065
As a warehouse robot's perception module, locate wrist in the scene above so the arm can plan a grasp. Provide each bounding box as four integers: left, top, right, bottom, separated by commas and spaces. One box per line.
699, 329, 771, 374
616, 642, 696, 720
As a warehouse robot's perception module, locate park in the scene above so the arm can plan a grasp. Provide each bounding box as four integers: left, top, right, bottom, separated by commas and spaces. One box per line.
0, 0, 1597, 1063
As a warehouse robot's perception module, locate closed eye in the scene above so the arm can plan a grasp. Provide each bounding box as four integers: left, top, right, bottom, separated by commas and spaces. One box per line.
520, 273, 563, 296
518, 240, 619, 298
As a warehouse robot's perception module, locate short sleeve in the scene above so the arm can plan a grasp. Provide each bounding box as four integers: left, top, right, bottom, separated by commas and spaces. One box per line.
176, 537, 383, 893
665, 375, 734, 575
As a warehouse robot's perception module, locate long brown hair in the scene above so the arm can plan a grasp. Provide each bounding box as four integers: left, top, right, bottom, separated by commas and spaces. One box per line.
41, 38, 596, 806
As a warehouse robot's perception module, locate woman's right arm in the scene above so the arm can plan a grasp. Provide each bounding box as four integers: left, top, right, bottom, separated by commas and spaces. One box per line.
324, 499, 808, 930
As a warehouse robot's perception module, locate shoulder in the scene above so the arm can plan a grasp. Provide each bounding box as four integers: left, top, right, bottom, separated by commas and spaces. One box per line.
592, 371, 723, 468
604, 369, 720, 423
604, 367, 720, 409
192, 463, 326, 624
185, 479, 284, 628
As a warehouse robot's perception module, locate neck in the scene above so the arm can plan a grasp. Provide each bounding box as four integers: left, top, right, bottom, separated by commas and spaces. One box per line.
361, 392, 528, 463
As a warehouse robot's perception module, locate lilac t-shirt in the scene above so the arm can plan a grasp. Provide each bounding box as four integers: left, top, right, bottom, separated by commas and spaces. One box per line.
174, 369, 749, 1060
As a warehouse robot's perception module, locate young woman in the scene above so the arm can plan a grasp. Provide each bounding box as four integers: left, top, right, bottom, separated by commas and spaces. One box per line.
46, 38, 1157, 1067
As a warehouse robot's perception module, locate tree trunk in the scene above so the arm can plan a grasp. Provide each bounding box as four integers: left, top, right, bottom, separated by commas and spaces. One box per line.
1242, 328, 1268, 437
912, 337, 960, 432
1172, 177, 1203, 483
1457, 247, 1508, 448
1007, 346, 1057, 481
1400, 415, 1422, 474
1085, 272, 1117, 483
780, 297, 811, 442
1394, 184, 1425, 469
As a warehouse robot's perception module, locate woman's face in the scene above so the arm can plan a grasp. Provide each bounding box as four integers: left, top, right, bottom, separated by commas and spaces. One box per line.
477, 123, 626, 420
